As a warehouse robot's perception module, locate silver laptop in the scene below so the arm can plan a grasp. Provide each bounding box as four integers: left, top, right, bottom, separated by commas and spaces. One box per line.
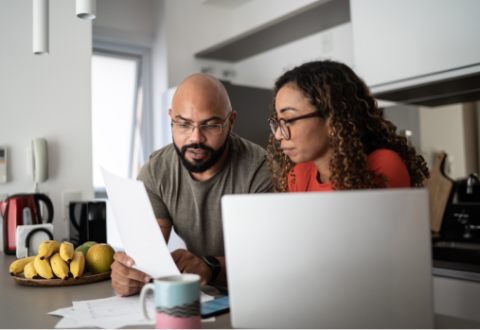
221, 188, 433, 328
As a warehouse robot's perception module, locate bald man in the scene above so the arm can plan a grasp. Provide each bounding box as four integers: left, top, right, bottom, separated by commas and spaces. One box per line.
111, 74, 273, 296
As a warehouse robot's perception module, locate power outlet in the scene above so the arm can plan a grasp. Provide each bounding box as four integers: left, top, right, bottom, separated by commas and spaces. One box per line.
62, 190, 82, 221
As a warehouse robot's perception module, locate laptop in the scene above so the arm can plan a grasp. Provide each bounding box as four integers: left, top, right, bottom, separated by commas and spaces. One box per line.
221, 188, 434, 328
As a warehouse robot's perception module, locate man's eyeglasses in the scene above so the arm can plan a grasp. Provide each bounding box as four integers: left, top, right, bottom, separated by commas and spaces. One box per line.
268, 111, 322, 140
171, 111, 233, 136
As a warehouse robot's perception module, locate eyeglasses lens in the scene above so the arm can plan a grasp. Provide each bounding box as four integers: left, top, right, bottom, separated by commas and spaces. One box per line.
269, 119, 289, 140
280, 122, 289, 140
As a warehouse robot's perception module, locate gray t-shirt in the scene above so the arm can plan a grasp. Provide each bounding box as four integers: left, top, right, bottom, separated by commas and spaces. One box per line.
137, 133, 273, 257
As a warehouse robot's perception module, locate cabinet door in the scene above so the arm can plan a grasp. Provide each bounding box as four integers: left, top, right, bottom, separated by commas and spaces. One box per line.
351, 0, 480, 88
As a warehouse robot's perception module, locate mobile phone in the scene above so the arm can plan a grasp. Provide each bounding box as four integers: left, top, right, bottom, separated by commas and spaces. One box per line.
201, 296, 230, 318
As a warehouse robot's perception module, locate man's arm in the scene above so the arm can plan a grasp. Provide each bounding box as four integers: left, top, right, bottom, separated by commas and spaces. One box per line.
161, 219, 224, 286
171, 250, 226, 286
157, 218, 172, 243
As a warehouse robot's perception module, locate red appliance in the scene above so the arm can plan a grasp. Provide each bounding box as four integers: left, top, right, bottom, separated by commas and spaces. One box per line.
0, 194, 54, 255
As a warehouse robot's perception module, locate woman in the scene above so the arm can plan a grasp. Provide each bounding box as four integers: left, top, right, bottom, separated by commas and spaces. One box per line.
267, 60, 429, 192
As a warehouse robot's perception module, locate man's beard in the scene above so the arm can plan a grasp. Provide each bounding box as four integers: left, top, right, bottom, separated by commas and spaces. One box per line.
174, 134, 230, 174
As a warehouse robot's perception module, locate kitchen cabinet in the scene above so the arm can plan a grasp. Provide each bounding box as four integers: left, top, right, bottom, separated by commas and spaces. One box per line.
350, 0, 480, 104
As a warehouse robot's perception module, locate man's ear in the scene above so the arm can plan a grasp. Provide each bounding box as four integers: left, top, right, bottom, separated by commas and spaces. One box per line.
168, 109, 172, 118
229, 111, 237, 134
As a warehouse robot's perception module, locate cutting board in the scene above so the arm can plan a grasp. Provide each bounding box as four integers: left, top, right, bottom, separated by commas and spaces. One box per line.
423, 153, 454, 233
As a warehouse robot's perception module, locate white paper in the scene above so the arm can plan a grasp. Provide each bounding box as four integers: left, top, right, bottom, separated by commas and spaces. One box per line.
101, 167, 179, 278
52, 291, 215, 328
55, 317, 95, 329
73, 295, 155, 328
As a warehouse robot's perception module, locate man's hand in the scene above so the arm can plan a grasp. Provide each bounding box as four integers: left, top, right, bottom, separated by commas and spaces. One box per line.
111, 252, 151, 297
171, 249, 212, 286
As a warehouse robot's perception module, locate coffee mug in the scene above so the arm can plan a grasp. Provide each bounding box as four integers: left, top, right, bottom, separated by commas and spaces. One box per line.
140, 274, 201, 329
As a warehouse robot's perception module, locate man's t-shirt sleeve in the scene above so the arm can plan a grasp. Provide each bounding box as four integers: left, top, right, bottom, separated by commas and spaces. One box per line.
137, 160, 172, 220
249, 158, 274, 193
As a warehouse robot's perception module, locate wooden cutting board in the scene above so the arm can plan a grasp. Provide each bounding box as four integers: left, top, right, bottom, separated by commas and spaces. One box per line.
423, 153, 454, 233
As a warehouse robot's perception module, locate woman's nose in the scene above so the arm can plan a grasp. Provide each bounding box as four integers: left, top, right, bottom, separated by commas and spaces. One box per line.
274, 125, 284, 141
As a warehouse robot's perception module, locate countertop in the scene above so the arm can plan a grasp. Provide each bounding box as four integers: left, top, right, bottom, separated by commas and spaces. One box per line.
2, 254, 480, 329
0, 254, 230, 329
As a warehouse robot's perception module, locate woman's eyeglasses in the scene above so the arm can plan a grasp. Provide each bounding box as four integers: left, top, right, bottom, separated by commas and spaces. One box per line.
268, 111, 322, 140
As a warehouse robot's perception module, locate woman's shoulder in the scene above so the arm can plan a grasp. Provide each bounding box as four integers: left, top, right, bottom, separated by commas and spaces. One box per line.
367, 148, 404, 164
367, 149, 410, 188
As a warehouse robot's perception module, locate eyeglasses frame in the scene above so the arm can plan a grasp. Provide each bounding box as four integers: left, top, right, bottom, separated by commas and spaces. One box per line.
268, 111, 322, 140
171, 110, 233, 135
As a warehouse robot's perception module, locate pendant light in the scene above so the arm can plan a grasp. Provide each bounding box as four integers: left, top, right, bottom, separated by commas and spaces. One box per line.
76, 0, 96, 20
33, 0, 49, 55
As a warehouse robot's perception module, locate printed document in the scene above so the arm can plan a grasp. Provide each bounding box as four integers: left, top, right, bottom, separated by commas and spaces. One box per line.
101, 167, 179, 278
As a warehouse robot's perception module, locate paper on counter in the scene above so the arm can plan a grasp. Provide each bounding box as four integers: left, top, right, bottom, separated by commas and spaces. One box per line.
101, 167, 179, 278
51, 291, 215, 329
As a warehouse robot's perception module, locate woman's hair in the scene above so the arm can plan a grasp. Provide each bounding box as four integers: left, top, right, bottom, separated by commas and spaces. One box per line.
267, 60, 430, 192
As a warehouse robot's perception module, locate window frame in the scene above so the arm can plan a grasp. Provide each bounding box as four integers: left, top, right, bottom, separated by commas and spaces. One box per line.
92, 40, 153, 198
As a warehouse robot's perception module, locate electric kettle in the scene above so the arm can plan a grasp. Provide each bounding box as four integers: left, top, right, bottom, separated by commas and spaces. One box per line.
0, 193, 54, 255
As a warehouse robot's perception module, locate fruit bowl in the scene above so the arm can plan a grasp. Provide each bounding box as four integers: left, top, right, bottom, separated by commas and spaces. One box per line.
12, 271, 111, 287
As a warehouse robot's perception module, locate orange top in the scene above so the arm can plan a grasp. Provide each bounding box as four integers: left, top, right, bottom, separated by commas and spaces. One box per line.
288, 149, 411, 192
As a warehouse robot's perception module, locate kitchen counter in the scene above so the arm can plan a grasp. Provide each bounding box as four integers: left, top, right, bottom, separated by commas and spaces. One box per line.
0, 254, 229, 329
1, 254, 480, 329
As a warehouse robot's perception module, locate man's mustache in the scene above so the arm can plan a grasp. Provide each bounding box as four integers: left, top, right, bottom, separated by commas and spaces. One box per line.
181, 143, 214, 155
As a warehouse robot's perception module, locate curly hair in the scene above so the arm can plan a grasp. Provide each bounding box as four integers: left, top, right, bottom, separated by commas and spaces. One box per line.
267, 60, 430, 192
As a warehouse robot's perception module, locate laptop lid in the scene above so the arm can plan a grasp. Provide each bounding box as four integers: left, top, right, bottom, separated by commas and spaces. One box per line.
221, 188, 433, 328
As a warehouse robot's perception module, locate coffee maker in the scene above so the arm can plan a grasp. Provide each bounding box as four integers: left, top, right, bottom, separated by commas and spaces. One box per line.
69, 201, 106, 247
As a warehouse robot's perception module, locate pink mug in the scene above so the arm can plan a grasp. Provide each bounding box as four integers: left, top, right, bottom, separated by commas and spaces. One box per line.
140, 274, 201, 329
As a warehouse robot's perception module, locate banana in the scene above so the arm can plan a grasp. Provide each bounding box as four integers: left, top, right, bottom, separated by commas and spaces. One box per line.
50, 252, 70, 280
9, 256, 36, 276
70, 251, 85, 279
34, 255, 54, 279
24, 261, 38, 279
38, 240, 60, 260
59, 241, 74, 263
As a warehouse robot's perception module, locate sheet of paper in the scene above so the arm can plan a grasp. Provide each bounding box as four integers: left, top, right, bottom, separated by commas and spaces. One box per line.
101, 167, 179, 278
55, 317, 95, 329
64, 292, 214, 328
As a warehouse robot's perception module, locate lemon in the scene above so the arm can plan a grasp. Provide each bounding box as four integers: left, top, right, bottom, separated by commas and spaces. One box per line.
83, 241, 98, 247
85, 244, 115, 274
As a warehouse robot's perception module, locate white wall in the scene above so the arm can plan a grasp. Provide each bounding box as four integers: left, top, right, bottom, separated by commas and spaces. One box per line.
0, 0, 94, 247
419, 103, 477, 180
164, 0, 235, 88
351, 0, 480, 87
93, 0, 155, 47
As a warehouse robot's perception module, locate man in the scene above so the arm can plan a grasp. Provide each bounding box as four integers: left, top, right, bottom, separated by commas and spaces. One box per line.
111, 73, 273, 296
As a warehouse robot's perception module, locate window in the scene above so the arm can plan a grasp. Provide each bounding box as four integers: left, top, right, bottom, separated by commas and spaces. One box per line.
91, 42, 152, 196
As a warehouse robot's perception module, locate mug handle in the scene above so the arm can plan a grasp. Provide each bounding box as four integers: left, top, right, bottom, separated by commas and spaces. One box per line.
140, 283, 156, 325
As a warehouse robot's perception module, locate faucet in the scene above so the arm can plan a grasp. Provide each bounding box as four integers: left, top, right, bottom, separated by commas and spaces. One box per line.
466, 173, 480, 195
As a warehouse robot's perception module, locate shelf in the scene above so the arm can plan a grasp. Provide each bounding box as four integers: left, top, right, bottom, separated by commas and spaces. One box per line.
195, 0, 350, 62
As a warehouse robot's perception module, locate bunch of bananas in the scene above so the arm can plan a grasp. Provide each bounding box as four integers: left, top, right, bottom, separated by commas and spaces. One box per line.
9, 240, 85, 280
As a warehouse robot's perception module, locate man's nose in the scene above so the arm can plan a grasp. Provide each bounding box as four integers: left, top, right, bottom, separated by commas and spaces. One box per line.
189, 126, 207, 144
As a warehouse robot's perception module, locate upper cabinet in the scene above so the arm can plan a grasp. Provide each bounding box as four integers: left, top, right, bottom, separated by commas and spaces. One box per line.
350, 0, 480, 106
